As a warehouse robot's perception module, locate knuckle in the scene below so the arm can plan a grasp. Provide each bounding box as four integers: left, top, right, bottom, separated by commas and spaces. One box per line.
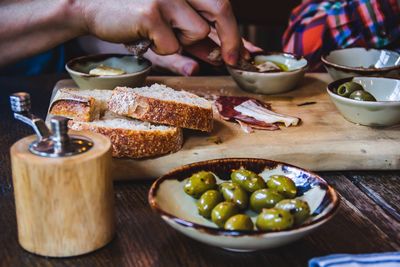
167, 43, 180, 54
140, 1, 159, 19
196, 23, 210, 39
157, 43, 180, 55
214, 0, 231, 15
184, 24, 210, 44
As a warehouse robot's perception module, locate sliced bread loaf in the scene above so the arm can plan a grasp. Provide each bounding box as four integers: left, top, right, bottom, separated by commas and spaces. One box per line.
69, 111, 183, 158
108, 84, 213, 132
49, 89, 112, 121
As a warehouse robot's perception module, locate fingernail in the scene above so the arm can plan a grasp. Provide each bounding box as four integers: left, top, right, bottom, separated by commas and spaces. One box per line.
183, 63, 195, 76
227, 51, 239, 65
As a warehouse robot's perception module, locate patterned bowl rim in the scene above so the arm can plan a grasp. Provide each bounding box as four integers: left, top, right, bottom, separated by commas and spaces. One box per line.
148, 158, 340, 237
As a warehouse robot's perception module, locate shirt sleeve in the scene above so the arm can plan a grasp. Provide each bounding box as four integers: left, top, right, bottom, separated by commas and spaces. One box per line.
0, 45, 65, 76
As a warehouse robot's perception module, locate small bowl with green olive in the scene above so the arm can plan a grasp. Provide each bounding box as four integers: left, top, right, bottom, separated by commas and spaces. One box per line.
148, 158, 339, 252
66, 53, 152, 90
327, 77, 400, 126
226, 52, 308, 95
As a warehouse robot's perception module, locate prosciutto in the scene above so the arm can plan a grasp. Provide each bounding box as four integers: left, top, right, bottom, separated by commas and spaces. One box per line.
215, 96, 300, 133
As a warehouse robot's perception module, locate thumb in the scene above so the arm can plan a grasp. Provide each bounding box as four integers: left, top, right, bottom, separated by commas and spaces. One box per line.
144, 50, 199, 76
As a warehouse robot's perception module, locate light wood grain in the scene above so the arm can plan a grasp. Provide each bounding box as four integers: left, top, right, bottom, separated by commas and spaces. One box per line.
10, 131, 115, 257
52, 74, 400, 180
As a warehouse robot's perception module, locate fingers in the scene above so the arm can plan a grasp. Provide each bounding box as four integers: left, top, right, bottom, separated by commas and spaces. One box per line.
144, 49, 199, 76
184, 38, 223, 66
144, 7, 180, 55
160, 0, 210, 46
208, 27, 250, 60
209, 27, 261, 61
187, 0, 242, 65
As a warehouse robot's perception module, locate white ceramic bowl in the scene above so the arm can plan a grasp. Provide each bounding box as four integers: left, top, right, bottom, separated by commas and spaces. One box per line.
227, 53, 308, 95
66, 54, 152, 90
149, 158, 339, 252
327, 77, 400, 126
322, 48, 400, 80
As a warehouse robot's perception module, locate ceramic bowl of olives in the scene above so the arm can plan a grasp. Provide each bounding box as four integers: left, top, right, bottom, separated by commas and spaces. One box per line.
226, 52, 308, 95
148, 158, 339, 252
66, 53, 152, 90
327, 77, 400, 126
321, 48, 400, 80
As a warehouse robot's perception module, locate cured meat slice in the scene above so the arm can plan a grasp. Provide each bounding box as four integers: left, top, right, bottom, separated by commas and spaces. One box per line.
215, 96, 300, 132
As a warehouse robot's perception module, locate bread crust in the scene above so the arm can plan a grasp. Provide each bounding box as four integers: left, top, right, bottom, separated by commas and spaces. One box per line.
50, 99, 95, 122
108, 87, 213, 132
49, 89, 96, 122
68, 120, 183, 158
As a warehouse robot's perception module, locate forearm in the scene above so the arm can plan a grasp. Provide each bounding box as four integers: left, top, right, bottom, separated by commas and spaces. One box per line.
0, 0, 86, 67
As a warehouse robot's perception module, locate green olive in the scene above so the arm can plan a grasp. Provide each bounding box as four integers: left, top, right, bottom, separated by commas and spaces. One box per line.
224, 214, 254, 231
197, 190, 224, 218
249, 189, 285, 213
183, 171, 217, 198
256, 208, 294, 231
275, 199, 311, 225
337, 82, 364, 97
211, 202, 240, 228
219, 182, 249, 210
349, 90, 377, 101
266, 175, 297, 198
231, 169, 266, 193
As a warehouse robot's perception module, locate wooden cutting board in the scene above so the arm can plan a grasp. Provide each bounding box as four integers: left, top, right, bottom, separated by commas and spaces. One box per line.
52, 74, 400, 180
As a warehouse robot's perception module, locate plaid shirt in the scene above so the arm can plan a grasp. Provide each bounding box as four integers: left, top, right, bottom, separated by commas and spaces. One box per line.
282, 0, 400, 70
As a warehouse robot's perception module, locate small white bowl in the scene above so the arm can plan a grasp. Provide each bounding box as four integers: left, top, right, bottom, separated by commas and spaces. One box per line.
66, 54, 152, 90
322, 48, 400, 80
327, 77, 400, 126
149, 158, 339, 252
227, 53, 308, 95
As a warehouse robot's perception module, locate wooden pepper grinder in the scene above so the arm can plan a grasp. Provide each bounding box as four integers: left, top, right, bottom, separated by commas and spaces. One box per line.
9, 92, 115, 257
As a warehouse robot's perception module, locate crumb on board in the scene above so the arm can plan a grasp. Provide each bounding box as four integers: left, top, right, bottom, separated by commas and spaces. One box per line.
206, 136, 223, 144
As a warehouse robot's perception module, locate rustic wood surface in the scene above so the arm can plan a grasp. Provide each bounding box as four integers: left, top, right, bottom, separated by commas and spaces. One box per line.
0, 74, 399, 267
51, 75, 400, 180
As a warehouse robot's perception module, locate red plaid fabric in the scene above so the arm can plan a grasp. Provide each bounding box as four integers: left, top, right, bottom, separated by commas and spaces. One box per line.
282, 0, 400, 70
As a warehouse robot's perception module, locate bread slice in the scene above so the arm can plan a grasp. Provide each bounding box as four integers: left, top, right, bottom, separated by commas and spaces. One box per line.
108, 84, 213, 132
69, 111, 183, 158
49, 89, 112, 121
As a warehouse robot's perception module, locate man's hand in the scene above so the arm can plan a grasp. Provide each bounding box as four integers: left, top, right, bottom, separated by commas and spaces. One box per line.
81, 0, 242, 65
0, 0, 243, 68
76, 34, 262, 76
144, 36, 263, 76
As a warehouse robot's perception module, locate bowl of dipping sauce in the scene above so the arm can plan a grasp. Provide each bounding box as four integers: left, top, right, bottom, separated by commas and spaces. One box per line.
227, 52, 308, 95
327, 76, 400, 126
66, 54, 152, 90
322, 48, 400, 80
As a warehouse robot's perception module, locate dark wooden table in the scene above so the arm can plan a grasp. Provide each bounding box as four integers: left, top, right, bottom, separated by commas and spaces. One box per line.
1, 74, 399, 267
